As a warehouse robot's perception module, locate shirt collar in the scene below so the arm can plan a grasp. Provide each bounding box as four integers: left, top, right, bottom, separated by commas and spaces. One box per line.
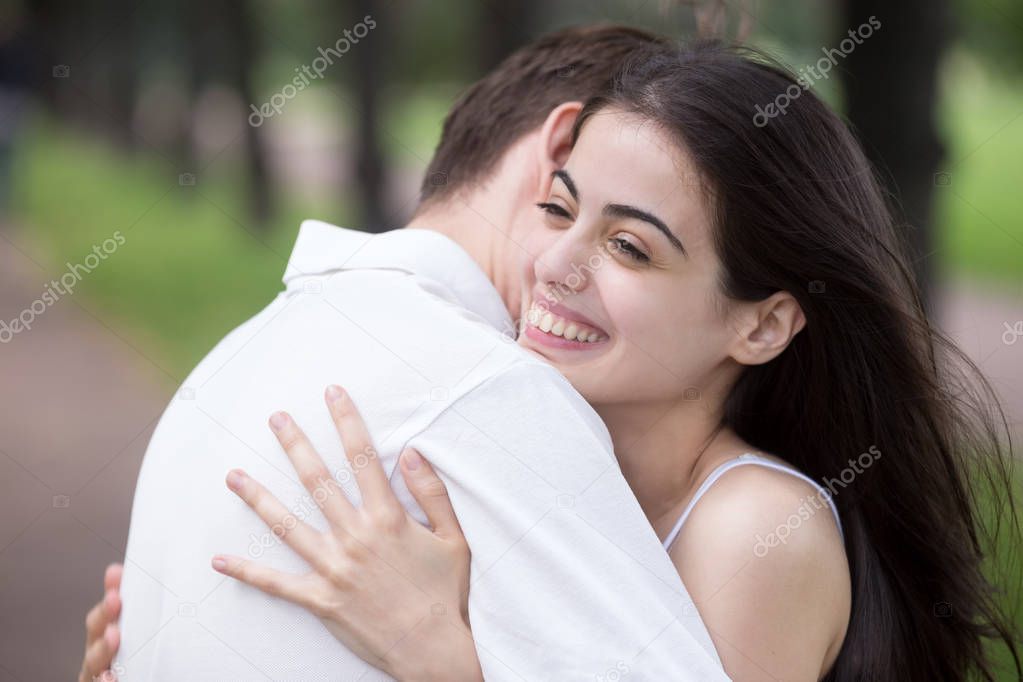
283, 219, 513, 334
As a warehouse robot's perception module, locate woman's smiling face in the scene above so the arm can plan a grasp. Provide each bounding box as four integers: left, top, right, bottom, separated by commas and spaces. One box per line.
517, 108, 739, 408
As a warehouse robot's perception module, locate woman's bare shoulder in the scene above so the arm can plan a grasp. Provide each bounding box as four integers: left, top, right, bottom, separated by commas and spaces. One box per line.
669, 462, 851, 681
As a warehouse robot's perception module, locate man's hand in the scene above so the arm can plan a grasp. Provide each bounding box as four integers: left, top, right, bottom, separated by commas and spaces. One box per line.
79, 563, 122, 682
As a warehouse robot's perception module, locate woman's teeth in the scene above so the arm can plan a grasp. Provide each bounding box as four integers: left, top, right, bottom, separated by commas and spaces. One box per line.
527, 303, 606, 343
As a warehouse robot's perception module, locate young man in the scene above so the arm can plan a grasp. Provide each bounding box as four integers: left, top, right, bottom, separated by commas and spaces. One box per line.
93, 26, 727, 681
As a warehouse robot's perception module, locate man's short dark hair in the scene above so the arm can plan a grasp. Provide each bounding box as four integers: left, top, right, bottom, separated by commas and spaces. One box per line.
418, 24, 670, 207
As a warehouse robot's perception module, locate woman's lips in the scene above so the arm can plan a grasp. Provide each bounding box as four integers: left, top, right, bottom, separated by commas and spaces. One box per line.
523, 300, 609, 349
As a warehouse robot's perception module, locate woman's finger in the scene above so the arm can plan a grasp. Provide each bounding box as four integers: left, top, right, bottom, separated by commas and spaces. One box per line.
267, 411, 354, 527
399, 449, 463, 540
324, 386, 394, 509
103, 563, 123, 592
81, 623, 119, 681
85, 599, 108, 644
211, 555, 320, 613
102, 587, 121, 623
225, 469, 328, 571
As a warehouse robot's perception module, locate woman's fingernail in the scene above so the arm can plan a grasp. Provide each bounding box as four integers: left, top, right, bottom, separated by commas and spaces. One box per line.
269, 411, 290, 430
404, 449, 422, 471
325, 385, 344, 403
226, 469, 245, 492
211, 556, 228, 572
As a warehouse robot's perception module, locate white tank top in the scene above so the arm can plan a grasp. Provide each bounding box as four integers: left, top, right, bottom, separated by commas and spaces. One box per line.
662, 452, 844, 551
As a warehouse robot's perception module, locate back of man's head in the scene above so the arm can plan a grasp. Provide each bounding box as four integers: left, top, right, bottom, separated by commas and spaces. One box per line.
418, 24, 670, 209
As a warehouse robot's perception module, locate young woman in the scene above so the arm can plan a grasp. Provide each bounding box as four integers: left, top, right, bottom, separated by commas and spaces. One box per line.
82, 41, 1019, 681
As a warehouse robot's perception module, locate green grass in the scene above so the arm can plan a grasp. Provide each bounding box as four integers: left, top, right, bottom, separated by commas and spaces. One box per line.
977, 462, 1023, 680
9, 119, 347, 379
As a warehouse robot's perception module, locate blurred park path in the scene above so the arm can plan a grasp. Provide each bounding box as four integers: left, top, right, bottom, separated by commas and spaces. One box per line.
0, 226, 1020, 680
0, 226, 176, 682
937, 279, 1023, 438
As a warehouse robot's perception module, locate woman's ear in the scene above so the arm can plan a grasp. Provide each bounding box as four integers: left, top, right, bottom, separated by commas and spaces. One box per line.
729, 291, 806, 366
535, 102, 583, 195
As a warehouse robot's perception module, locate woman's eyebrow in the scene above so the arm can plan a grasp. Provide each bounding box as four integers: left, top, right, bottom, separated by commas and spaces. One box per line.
604, 204, 687, 256
552, 170, 578, 201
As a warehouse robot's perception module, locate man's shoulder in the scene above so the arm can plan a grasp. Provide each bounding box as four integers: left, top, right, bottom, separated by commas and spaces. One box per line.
436, 358, 613, 451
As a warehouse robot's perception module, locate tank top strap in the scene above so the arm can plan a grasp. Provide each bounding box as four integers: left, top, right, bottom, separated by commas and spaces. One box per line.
662, 453, 843, 551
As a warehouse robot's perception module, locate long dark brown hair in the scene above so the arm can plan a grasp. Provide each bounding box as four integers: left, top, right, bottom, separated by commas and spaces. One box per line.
574, 41, 1020, 681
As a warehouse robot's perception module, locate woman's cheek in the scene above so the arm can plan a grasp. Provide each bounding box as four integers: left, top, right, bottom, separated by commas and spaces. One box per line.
604, 281, 667, 352
624, 297, 704, 385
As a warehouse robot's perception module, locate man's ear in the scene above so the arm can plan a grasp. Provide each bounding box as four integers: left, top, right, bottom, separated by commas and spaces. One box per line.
535, 101, 582, 196
729, 291, 806, 366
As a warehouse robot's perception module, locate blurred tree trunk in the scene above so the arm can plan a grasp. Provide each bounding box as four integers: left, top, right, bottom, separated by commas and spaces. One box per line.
106, 0, 139, 149
480, 0, 537, 71
35, 0, 88, 124
353, 0, 386, 231
182, 3, 205, 179
226, 0, 272, 224
186, 0, 272, 226
839, 0, 950, 312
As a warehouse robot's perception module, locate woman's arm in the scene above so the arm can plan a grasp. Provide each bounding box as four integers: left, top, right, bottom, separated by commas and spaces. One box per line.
213, 385, 483, 682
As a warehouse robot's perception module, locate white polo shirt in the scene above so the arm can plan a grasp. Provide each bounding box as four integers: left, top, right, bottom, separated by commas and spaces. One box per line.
115, 220, 726, 681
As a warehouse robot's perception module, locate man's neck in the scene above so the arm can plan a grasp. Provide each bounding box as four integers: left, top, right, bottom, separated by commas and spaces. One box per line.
403, 133, 541, 322
404, 191, 521, 322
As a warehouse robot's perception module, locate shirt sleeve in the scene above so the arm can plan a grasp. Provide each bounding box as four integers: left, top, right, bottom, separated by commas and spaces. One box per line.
406, 361, 728, 681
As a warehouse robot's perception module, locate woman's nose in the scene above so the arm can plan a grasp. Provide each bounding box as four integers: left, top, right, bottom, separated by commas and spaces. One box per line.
533, 230, 599, 298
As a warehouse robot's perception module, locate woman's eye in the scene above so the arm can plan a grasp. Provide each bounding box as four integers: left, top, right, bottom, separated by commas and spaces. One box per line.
610, 237, 650, 263
536, 202, 572, 220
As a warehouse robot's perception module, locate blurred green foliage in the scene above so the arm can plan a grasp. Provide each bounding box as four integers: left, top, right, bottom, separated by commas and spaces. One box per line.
936, 52, 1023, 284
954, 0, 1023, 76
